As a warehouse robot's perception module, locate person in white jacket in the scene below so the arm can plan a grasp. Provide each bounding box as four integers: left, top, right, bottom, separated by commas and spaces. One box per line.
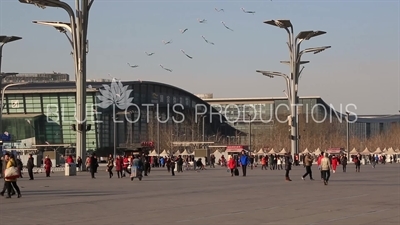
320, 153, 331, 185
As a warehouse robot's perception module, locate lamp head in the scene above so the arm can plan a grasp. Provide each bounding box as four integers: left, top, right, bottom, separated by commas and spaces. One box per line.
296, 30, 326, 41
256, 70, 274, 78
0, 36, 22, 44
19, 0, 48, 8
264, 20, 293, 29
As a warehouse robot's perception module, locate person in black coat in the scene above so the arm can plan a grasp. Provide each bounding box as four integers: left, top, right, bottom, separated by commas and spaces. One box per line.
284, 153, 293, 181
27, 154, 35, 180
89, 153, 98, 179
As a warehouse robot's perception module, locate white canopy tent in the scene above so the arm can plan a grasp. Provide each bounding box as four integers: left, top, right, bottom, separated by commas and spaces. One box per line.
148, 150, 158, 156
256, 149, 265, 155
360, 148, 371, 156
181, 149, 190, 156
383, 147, 397, 155
279, 148, 287, 154
267, 148, 276, 155
349, 148, 358, 155
159, 150, 169, 157
302, 148, 310, 154
373, 147, 382, 154
314, 148, 322, 156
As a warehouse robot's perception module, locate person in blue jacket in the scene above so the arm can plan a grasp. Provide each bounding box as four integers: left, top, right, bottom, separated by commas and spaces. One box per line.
240, 151, 249, 176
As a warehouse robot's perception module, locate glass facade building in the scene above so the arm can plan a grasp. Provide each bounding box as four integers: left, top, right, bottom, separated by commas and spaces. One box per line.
2, 81, 238, 152
204, 97, 400, 141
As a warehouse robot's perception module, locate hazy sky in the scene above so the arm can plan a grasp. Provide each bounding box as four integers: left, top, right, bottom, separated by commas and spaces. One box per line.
1, 0, 399, 115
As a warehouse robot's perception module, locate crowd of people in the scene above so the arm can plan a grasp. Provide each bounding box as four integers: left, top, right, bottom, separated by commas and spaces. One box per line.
1, 148, 397, 199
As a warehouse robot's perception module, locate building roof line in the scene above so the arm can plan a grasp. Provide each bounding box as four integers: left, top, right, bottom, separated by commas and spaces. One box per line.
203, 96, 322, 101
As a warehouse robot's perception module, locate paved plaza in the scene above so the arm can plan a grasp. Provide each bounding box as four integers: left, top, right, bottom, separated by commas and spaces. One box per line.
0, 164, 399, 225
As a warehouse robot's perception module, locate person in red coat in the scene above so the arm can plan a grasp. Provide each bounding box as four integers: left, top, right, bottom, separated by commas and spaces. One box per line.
331, 155, 339, 173
66, 155, 74, 164
228, 156, 237, 177
44, 156, 52, 177
115, 155, 123, 178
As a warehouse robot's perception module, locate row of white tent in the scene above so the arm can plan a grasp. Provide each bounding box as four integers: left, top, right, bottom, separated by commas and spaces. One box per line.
148, 149, 194, 157
254, 147, 400, 156
148, 147, 400, 157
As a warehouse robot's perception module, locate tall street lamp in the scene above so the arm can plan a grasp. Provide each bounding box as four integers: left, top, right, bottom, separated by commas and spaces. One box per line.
113, 114, 118, 159
260, 19, 330, 156
202, 115, 207, 148
1, 82, 30, 135
244, 113, 253, 151
346, 111, 350, 161
157, 116, 161, 157
19, 0, 94, 170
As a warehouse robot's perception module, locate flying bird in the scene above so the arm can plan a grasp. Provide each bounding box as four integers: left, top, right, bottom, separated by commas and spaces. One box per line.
215, 8, 224, 12
241, 7, 255, 14
160, 64, 173, 72
162, 40, 172, 45
180, 49, 193, 59
201, 35, 215, 45
197, 18, 207, 23
145, 52, 155, 56
180, 28, 188, 34
221, 21, 234, 31
127, 63, 138, 68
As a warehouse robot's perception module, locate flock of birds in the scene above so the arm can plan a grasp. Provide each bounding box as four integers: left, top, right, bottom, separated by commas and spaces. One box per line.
126, 7, 258, 73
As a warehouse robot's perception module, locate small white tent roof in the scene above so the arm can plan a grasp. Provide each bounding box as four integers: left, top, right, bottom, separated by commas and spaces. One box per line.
257, 149, 265, 155
279, 148, 287, 154
159, 150, 169, 157
212, 149, 220, 155
384, 148, 397, 155
373, 147, 382, 154
267, 148, 276, 155
302, 148, 310, 154
360, 148, 371, 155
148, 150, 158, 156
349, 148, 358, 155
181, 149, 190, 156
314, 148, 321, 155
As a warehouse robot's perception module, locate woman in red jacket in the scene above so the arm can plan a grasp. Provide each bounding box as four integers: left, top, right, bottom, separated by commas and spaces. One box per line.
44, 156, 52, 177
331, 155, 339, 173
66, 155, 74, 164
228, 156, 236, 177
115, 155, 123, 178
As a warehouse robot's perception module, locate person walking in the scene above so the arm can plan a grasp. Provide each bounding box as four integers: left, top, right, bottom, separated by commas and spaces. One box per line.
76, 156, 82, 171
301, 153, 314, 180
27, 154, 35, 180
341, 155, 347, 172
240, 151, 249, 176
90, 153, 98, 179
320, 153, 331, 185
284, 153, 293, 181
106, 154, 114, 178
228, 155, 237, 176
115, 155, 123, 178
170, 158, 176, 176
331, 155, 339, 173
44, 155, 52, 177
354, 154, 361, 172
2, 153, 21, 198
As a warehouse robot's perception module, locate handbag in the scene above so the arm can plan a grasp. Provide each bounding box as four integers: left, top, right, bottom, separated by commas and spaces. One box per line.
5, 167, 19, 179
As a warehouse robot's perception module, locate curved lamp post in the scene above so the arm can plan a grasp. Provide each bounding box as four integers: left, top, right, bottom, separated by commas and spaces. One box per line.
19, 0, 94, 170
259, 19, 330, 156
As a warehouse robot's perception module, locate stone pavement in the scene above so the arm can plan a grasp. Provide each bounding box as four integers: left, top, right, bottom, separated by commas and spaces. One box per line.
0, 164, 399, 225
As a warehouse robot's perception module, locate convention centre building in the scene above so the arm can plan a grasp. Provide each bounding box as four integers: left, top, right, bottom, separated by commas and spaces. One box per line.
1, 80, 239, 152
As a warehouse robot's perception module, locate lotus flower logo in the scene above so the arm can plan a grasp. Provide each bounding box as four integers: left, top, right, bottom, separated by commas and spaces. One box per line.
97, 79, 133, 110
